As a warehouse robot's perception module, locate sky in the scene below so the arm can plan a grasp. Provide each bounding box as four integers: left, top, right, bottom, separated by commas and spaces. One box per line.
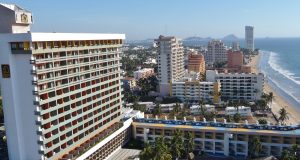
1, 0, 300, 40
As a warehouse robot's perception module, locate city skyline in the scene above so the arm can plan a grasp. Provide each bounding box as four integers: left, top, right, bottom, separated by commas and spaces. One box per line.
1, 0, 300, 40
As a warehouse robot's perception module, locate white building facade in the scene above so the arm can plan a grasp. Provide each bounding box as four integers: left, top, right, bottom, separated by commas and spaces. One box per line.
133, 68, 154, 80
245, 26, 254, 51
155, 35, 184, 96
171, 80, 220, 104
225, 106, 252, 116
0, 4, 125, 160
206, 70, 264, 101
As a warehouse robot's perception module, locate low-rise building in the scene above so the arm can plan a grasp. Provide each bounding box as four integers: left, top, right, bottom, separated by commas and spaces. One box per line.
190, 105, 215, 115
225, 106, 252, 116
133, 68, 155, 80
125, 102, 184, 113
122, 77, 137, 90
206, 70, 264, 101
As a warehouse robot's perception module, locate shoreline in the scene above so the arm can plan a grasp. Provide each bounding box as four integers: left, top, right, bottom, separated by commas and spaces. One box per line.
250, 53, 300, 125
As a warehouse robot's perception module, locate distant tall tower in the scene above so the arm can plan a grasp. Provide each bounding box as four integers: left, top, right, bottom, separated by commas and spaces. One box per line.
155, 35, 184, 96
245, 26, 254, 51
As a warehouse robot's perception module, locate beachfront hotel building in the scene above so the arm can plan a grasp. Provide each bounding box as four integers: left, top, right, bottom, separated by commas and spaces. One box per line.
206, 70, 264, 101
245, 26, 254, 51
0, 3, 127, 160
155, 35, 184, 96
187, 53, 206, 75
204, 40, 228, 65
132, 118, 300, 158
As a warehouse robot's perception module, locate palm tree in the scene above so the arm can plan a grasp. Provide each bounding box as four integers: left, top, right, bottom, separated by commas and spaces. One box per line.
140, 142, 153, 160
198, 99, 207, 118
154, 136, 172, 160
278, 107, 289, 125
281, 149, 291, 160
290, 144, 299, 160
153, 103, 162, 117
233, 113, 241, 123
171, 129, 184, 159
248, 136, 262, 158
174, 103, 180, 114
184, 132, 195, 159
268, 92, 274, 108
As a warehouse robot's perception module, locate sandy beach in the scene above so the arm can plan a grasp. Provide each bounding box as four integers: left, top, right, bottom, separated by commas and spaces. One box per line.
250, 53, 300, 125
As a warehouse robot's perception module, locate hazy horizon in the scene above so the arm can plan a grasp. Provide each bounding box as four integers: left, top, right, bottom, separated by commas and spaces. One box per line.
2, 0, 300, 40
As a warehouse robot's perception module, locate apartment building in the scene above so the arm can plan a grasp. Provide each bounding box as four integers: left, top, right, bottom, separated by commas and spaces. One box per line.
187, 53, 205, 74
133, 68, 154, 80
155, 35, 184, 96
132, 118, 300, 158
0, 4, 125, 160
206, 70, 264, 101
204, 40, 228, 65
245, 26, 254, 52
171, 79, 220, 104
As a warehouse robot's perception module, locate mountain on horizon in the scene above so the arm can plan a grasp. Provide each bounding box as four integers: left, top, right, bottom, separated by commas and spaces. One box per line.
222, 34, 239, 41
183, 36, 212, 41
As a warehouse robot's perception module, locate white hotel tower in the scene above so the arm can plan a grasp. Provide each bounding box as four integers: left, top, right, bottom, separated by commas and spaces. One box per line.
0, 4, 128, 160
155, 35, 184, 96
245, 26, 254, 51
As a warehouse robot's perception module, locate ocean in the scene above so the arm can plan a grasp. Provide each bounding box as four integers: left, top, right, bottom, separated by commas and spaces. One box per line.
256, 38, 300, 111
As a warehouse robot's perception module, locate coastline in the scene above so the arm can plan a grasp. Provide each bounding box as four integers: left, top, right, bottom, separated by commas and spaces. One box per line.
250, 53, 300, 125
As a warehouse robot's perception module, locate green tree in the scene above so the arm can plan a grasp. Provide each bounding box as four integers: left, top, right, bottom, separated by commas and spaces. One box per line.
278, 107, 289, 125
248, 136, 262, 158
171, 129, 184, 159
153, 104, 162, 117
140, 142, 154, 160
184, 132, 195, 158
198, 99, 207, 118
258, 119, 268, 125
132, 102, 146, 112
281, 149, 291, 160
0, 99, 3, 123
154, 136, 172, 160
233, 113, 241, 123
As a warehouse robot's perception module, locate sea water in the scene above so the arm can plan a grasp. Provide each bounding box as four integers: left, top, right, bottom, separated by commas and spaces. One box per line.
257, 38, 300, 111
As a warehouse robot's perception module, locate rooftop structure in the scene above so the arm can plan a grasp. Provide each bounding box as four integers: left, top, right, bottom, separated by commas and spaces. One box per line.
0, 3, 33, 33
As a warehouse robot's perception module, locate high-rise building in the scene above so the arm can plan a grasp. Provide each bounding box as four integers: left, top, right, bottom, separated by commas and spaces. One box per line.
245, 26, 254, 51
155, 35, 184, 96
231, 42, 240, 51
0, 4, 125, 160
187, 53, 206, 75
204, 40, 227, 65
